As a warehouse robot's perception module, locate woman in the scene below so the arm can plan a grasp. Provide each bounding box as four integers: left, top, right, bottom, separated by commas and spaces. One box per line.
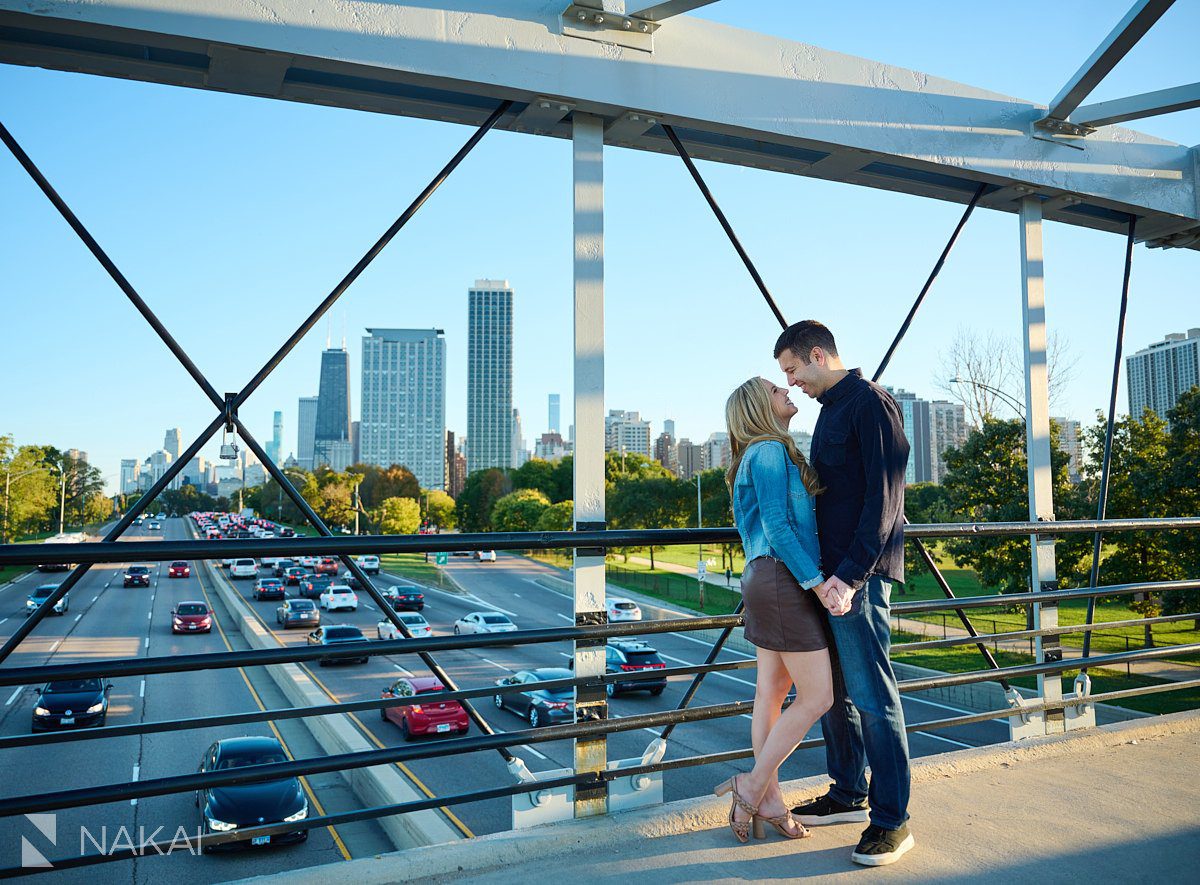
714, 377, 837, 842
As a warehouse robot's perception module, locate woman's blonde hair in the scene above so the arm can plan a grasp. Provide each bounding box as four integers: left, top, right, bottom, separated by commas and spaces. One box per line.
725, 377, 823, 496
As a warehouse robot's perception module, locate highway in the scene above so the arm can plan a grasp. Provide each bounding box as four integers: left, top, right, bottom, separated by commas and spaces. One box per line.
0, 520, 390, 882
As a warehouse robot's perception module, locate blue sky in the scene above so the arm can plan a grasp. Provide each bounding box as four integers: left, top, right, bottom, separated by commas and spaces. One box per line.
1, 0, 1196, 492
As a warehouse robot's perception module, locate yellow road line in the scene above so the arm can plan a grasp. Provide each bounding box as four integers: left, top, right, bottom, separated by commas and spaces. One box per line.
197, 570, 352, 861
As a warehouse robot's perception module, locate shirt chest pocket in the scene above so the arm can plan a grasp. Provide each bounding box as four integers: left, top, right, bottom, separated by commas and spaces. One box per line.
817, 429, 849, 466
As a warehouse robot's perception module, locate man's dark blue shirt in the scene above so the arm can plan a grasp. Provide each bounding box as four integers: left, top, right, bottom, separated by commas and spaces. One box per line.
810, 368, 909, 589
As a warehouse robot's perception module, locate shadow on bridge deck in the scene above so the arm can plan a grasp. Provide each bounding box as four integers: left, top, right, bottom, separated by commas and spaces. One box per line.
239, 711, 1200, 884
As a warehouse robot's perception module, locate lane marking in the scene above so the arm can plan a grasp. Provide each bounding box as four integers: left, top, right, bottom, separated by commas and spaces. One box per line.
905, 695, 976, 716
147, 611, 153, 620
512, 593, 521, 599
480, 658, 509, 670
92, 596, 99, 603
657, 652, 756, 689
130, 765, 140, 805
554, 613, 573, 623
393, 665, 414, 677
916, 730, 974, 749
139, 679, 146, 699
518, 744, 549, 761
74, 614, 82, 622
143, 638, 149, 649
4, 687, 21, 706
49, 640, 61, 654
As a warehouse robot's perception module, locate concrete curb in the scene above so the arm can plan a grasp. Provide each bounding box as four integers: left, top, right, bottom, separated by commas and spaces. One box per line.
193, 535, 461, 851
229, 709, 1200, 885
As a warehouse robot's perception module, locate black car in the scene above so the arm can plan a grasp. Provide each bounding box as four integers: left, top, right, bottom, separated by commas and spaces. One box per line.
307, 625, 369, 666
493, 668, 575, 728
197, 736, 308, 852
32, 678, 112, 730
283, 567, 308, 586
254, 579, 286, 601
273, 559, 297, 579
606, 639, 668, 696
276, 599, 320, 629
123, 566, 151, 588
297, 575, 332, 600
388, 589, 425, 612
278, 527, 296, 538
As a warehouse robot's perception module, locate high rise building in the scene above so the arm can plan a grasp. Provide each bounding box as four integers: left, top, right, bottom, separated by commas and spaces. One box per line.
703, 432, 731, 471
297, 396, 319, 470
467, 280, 514, 473
182, 456, 207, 488
143, 450, 172, 489
163, 430, 180, 464
930, 400, 969, 484
887, 387, 932, 484
653, 432, 677, 474
548, 394, 560, 434
361, 328, 447, 489
677, 438, 704, 480
314, 345, 351, 469
120, 459, 140, 495
534, 432, 568, 462
512, 408, 529, 468
265, 412, 283, 465
1053, 416, 1084, 483
446, 431, 468, 498
1127, 329, 1200, 425
789, 430, 814, 460
604, 410, 652, 457
351, 421, 360, 466
663, 419, 676, 440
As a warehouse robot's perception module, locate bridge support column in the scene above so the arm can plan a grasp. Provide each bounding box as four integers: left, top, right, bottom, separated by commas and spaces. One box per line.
571, 111, 609, 817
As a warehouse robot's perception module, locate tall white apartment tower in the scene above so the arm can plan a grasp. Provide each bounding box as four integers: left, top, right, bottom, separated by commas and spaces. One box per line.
466, 280, 514, 473
1126, 329, 1200, 425
360, 328, 447, 490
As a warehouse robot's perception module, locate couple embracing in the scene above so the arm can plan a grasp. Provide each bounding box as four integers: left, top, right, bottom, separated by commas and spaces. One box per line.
713, 320, 914, 867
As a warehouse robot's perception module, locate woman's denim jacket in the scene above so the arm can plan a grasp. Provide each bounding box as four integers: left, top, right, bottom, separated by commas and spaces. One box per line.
732, 440, 824, 590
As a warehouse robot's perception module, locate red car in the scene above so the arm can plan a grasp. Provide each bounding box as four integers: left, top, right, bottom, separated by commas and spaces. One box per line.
171, 601, 212, 633
314, 557, 339, 576
167, 561, 191, 579
380, 676, 469, 741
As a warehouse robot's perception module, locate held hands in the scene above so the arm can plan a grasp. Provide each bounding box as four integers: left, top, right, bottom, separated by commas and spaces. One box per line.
816, 575, 856, 616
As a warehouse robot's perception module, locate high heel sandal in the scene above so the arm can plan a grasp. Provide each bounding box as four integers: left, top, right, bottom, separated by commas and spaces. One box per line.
755, 811, 810, 840
713, 775, 759, 844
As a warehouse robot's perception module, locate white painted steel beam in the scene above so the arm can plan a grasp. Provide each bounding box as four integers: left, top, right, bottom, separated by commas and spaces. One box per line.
628, 1, 721, 22
0, 1, 1196, 245
1041, 0, 1175, 125
1073, 82, 1200, 130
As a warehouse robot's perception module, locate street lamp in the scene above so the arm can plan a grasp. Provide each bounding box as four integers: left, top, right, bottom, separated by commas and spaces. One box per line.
45, 459, 74, 536
948, 376, 1026, 420
2, 466, 43, 545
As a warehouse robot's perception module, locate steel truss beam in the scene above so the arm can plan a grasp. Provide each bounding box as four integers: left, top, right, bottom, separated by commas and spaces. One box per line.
1073, 82, 1200, 129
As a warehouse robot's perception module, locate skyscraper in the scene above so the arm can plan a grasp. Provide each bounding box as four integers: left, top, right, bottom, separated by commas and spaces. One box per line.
512, 408, 529, 468
887, 387, 932, 484
360, 328, 447, 490
1053, 416, 1084, 483
548, 394, 560, 434
265, 411, 283, 464
653, 432, 677, 474
677, 438, 703, 480
446, 431, 467, 498
1126, 329, 1200, 424
297, 396, 319, 470
604, 410, 651, 457
930, 400, 969, 484
120, 459, 140, 494
467, 280, 514, 473
163, 430, 180, 463
314, 345, 352, 470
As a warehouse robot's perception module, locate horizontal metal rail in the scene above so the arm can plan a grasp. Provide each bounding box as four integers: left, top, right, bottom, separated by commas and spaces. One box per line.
891, 580, 1200, 616
7, 516, 1200, 566
893, 611, 1200, 652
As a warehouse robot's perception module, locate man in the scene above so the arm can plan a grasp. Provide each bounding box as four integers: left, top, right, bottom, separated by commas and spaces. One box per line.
775, 320, 914, 867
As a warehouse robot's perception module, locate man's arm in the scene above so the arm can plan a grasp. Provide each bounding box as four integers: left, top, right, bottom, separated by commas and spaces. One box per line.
833, 392, 908, 589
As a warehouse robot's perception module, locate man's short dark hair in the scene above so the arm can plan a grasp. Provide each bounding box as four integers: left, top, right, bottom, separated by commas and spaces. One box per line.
774, 320, 839, 363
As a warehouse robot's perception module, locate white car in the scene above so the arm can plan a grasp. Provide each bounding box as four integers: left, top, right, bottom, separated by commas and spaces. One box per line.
355, 555, 381, 574
147, 521, 161, 531
376, 612, 432, 640
453, 611, 517, 636
229, 558, 258, 579
607, 597, 643, 622
475, 550, 496, 562
320, 585, 359, 612
299, 555, 318, 568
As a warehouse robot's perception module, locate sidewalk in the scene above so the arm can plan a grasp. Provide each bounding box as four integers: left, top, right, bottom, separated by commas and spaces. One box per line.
235, 710, 1200, 885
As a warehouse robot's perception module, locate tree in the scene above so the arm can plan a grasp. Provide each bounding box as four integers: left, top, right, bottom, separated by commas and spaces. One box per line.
605, 451, 672, 486
1163, 388, 1200, 628
492, 489, 551, 532
423, 489, 457, 530
535, 500, 574, 532
373, 497, 421, 535
458, 469, 511, 532
608, 477, 690, 568
355, 464, 420, 509
901, 482, 951, 593
511, 459, 561, 501
251, 470, 319, 526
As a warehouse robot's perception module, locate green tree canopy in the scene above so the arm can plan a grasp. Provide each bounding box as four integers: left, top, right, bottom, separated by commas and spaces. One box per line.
423, 489, 457, 530
458, 468, 511, 532
492, 488, 551, 532
353, 464, 420, 509
535, 500, 574, 532
373, 496, 421, 535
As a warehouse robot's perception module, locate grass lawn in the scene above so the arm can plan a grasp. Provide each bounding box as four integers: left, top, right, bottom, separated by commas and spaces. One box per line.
630, 545, 748, 575
379, 553, 459, 591
0, 565, 29, 585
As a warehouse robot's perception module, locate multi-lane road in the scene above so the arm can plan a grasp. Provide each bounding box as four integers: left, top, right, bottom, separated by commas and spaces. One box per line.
0, 517, 1008, 880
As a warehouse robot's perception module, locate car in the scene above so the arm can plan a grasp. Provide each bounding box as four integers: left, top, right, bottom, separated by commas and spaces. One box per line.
278, 527, 296, 538
298, 555, 317, 568
354, 555, 380, 574
376, 612, 432, 640
167, 561, 191, 579
156, 513, 166, 520
133, 516, 145, 525
607, 597, 642, 622
475, 550, 496, 562
387, 588, 425, 612
283, 566, 309, 586
171, 601, 212, 633
605, 639, 668, 697
276, 598, 320, 629
297, 575, 332, 600
25, 584, 68, 616
319, 585, 358, 612
339, 571, 364, 591
123, 565, 152, 588
307, 625, 369, 665
451, 550, 472, 557
229, 559, 258, 580
32, 677, 112, 730
314, 557, 339, 576
493, 668, 575, 728
147, 521, 161, 531
452, 611, 517, 636
273, 559, 297, 579
380, 676, 468, 740
254, 578, 286, 601
205, 528, 221, 540
197, 736, 308, 851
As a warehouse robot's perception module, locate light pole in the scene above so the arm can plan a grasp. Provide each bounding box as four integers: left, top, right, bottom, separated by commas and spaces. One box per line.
2, 466, 42, 545
948, 376, 1026, 420
45, 460, 73, 536
696, 471, 705, 609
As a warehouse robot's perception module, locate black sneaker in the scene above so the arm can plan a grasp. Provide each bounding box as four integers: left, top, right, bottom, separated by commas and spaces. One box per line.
790, 792, 869, 825
850, 823, 915, 867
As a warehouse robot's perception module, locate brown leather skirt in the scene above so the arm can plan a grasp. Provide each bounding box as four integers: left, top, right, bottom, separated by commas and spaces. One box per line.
741, 557, 829, 652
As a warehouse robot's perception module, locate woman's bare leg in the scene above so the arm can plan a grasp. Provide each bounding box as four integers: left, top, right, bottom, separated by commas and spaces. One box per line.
751, 648, 794, 817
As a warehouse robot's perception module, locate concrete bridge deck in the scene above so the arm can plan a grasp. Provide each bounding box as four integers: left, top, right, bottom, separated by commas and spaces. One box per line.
240, 710, 1200, 884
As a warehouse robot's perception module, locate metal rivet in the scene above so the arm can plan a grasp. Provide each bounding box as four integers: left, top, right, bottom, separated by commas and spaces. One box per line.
594, 14, 604, 24
624, 20, 632, 29
540, 101, 551, 110
632, 775, 651, 791
641, 23, 650, 32
577, 11, 586, 20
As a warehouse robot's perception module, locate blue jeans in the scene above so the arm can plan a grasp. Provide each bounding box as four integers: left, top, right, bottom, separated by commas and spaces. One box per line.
820, 575, 911, 830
